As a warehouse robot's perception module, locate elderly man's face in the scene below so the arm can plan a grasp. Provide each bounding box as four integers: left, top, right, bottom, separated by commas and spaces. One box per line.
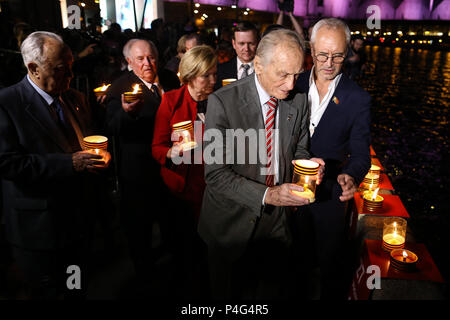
232, 30, 258, 64
185, 38, 198, 52
311, 27, 347, 82
254, 44, 304, 100
31, 39, 73, 96
127, 40, 158, 83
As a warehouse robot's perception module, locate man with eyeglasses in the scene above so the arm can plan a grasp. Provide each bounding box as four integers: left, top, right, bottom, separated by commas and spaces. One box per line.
292, 18, 371, 299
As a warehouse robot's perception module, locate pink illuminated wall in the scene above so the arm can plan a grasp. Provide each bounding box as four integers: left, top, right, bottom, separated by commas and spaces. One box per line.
164, 0, 450, 20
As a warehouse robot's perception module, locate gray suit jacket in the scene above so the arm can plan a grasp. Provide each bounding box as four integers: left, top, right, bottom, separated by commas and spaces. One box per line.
198, 73, 310, 261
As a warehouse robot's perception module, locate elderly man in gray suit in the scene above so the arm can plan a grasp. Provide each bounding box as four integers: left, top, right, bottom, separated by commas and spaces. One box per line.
198, 29, 324, 300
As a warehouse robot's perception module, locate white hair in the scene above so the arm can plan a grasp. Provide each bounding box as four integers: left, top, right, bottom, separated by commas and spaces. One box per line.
20, 31, 64, 67
122, 38, 158, 61
310, 18, 351, 46
256, 29, 305, 66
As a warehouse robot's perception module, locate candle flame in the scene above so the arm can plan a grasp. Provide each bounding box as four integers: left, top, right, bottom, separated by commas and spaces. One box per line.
402, 250, 408, 258
371, 188, 380, 201
132, 84, 140, 94
393, 230, 397, 237
100, 84, 110, 91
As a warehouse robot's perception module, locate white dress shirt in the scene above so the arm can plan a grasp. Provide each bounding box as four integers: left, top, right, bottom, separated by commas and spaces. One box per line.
139, 76, 164, 96
308, 66, 342, 137
255, 74, 280, 204
236, 58, 254, 80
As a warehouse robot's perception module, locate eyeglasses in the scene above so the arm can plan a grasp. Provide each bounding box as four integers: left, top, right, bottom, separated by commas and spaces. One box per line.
314, 54, 346, 64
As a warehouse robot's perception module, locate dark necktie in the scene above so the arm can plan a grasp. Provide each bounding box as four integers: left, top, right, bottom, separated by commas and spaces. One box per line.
151, 84, 161, 102
241, 64, 250, 79
51, 97, 80, 150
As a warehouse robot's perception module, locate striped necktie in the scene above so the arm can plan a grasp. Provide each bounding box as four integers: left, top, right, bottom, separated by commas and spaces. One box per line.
265, 96, 278, 187
241, 64, 250, 79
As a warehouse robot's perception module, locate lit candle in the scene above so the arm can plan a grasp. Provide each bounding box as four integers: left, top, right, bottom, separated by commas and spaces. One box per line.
94, 83, 111, 97
363, 188, 384, 212
402, 250, 408, 262
124, 84, 143, 103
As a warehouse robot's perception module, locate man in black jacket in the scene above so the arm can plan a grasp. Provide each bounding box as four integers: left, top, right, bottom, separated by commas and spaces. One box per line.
105, 39, 179, 294
0, 31, 111, 299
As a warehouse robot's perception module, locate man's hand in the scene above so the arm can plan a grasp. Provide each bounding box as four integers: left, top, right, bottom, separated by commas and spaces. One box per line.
121, 94, 143, 114
264, 183, 310, 207
72, 151, 103, 173
96, 94, 107, 105
309, 157, 325, 185
337, 173, 357, 202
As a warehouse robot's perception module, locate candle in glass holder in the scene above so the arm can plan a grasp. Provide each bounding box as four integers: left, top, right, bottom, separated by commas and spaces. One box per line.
362, 164, 381, 190
390, 249, 418, 272
382, 217, 407, 252
172, 120, 197, 151
82, 135, 108, 163
124, 84, 143, 103
291, 159, 319, 203
222, 78, 236, 86
93, 84, 111, 97
363, 188, 384, 212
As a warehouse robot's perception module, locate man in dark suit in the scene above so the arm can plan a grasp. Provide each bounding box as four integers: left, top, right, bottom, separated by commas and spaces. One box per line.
214, 21, 259, 90
294, 18, 371, 299
0, 31, 111, 299
105, 39, 178, 294
199, 29, 324, 300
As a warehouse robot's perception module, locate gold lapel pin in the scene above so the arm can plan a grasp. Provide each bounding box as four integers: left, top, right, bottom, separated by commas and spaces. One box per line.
332, 96, 339, 104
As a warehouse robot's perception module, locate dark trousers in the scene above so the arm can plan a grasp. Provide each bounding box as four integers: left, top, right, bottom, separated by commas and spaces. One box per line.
207, 207, 294, 300
292, 179, 351, 300
120, 180, 160, 286
11, 243, 88, 300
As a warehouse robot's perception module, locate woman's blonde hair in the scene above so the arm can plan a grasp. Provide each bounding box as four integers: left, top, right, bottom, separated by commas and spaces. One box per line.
179, 45, 217, 85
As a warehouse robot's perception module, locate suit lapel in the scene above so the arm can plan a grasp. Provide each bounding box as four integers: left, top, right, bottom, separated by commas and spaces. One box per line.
21, 79, 72, 152
239, 75, 264, 130
278, 99, 298, 183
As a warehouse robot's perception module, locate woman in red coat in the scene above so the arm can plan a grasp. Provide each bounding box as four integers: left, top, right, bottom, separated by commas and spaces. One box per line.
152, 45, 217, 221
152, 45, 217, 298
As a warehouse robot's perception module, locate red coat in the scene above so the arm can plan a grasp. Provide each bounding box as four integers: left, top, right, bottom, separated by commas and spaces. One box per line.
152, 85, 205, 214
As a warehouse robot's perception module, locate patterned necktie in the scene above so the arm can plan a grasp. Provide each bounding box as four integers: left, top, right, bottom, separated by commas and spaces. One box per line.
241, 64, 250, 79
265, 97, 278, 187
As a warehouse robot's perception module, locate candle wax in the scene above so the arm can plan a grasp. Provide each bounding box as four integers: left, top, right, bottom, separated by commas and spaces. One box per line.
291, 189, 315, 203
382, 233, 405, 245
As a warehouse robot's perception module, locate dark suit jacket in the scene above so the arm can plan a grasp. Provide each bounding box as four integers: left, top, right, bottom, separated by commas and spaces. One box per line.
105, 71, 179, 183
296, 71, 371, 186
0, 77, 93, 250
198, 73, 310, 261
214, 57, 238, 91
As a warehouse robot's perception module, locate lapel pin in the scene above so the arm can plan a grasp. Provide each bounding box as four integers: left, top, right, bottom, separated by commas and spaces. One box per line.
332, 96, 339, 105
287, 114, 292, 121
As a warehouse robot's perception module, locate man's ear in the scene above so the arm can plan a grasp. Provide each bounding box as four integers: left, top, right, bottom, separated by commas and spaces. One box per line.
28, 62, 40, 78
126, 57, 132, 69
254, 56, 262, 75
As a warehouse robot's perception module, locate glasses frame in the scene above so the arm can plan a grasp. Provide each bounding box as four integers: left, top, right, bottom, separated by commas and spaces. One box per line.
314, 53, 346, 64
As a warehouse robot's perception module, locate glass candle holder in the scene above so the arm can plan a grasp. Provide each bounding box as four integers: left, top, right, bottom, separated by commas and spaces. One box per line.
390, 249, 418, 272
82, 135, 108, 164
362, 164, 381, 190
222, 78, 236, 86
124, 84, 143, 103
172, 120, 197, 151
382, 217, 407, 252
362, 188, 384, 212
291, 159, 319, 203
93, 84, 110, 97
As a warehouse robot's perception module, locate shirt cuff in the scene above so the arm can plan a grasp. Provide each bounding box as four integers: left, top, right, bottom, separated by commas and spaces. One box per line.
262, 187, 270, 205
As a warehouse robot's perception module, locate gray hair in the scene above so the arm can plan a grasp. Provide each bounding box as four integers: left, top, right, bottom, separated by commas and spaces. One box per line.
310, 18, 351, 46
123, 38, 158, 61
256, 29, 305, 66
20, 31, 64, 67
